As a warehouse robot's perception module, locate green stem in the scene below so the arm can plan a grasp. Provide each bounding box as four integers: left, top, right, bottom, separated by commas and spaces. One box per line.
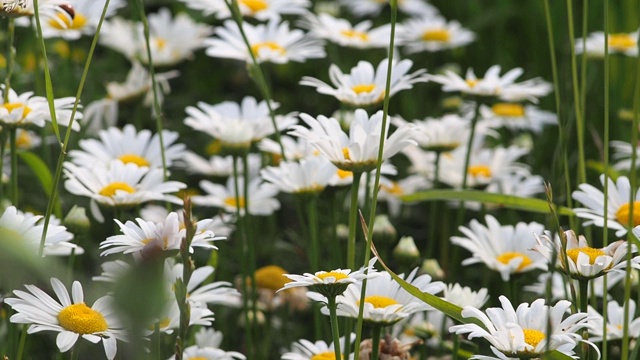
578, 279, 589, 360
308, 196, 319, 272
241, 153, 259, 355
566, 0, 586, 185
3, 17, 15, 103
602, 0, 610, 358
428, 151, 441, 258
347, 171, 363, 270
327, 295, 342, 360
370, 326, 382, 360
16, 324, 27, 360
9, 127, 18, 206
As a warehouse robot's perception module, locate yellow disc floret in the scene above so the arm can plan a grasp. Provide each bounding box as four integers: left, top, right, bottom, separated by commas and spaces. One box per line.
316, 271, 348, 282
608, 33, 637, 51
340, 29, 369, 41
118, 154, 150, 167
224, 196, 246, 209
496, 252, 532, 271
615, 202, 640, 227
57, 303, 108, 334
421, 29, 450, 42
240, 0, 268, 12
254, 265, 290, 291
566, 247, 606, 265
351, 84, 376, 94
491, 103, 526, 117
362, 295, 399, 309
311, 352, 339, 360
467, 165, 492, 178
49, 13, 87, 30
2, 102, 32, 120
342, 147, 351, 161
522, 328, 545, 349
99, 182, 136, 197
250, 42, 285, 57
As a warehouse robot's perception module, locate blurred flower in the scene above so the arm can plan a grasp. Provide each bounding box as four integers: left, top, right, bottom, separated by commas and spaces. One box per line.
479, 103, 557, 133
178, 153, 262, 178
168, 327, 246, 360
5, 278, 126, 359
397, 15, 475, 53
451, 215, 547, 281
179, 0, 310, 20
576, 29, 639, 57
393, 236, 420, 265
462, 172, 545, 211
258, 136, 316, 161
611, 140, 640, 171
139, 205, 236, 238
282, 334, 355, 360
38, 0, 126, 40
588, 299, 640, 342
260, 156, 337, 195
534, 229, 640, 280
0, 86, 82, 130
192, 176, 280, 216
2, 0, 67, 18
62, 205, 90, 235
164, 260, 242, 308
372, 214, 397, 246
340, 0, 438, 17
300, 13, 391, 49
155, 299, 215, 334
378, 174, 431, 217
394, 113, 471, 153
204, 19, 325, 64
300, 58, 427, 107
450, 296, 590, 360
420, 259, 445, 280
290, 109, 416, 173
69, 124, 185, 170
524, 272, 625, 300
100, 9, 213, 66
572, 175, 640, 236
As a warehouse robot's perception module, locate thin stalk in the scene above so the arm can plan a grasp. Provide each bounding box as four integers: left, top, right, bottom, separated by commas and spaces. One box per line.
327, 295, 342, 360
370, 326, 382, 360
38, 0, 112, 257
9, 127, 18, 205
69, 347, 78, 360
602, 0, 610, 358
3, 17, 15, 103
174, 199, 196, 360
452, 334, 460, 360
16, 325, 27, 360
347, 171, 364, 270
579, 0, 588, 145
307, 196, 320, 272
241, 153, 259, 356
578, 279, 589, 359
428, 151, 441, 258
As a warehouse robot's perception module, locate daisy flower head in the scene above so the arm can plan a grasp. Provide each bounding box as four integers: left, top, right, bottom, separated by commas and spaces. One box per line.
572, 174, 640, 236
524, 271, 624, 301
300, 58, 428, 107
340, 0, 438, 18
100, 9, 213, 67
377, 174, 431, 217
282, 334, 355, 360
479, 102, 557, 133
611, 140, 640, 171
397, 15, 475, 54
451, 215, 547, 281
290, 109, 417, 173
588, 299, 640, 342
154, 299, 215, 335
192, 175, 280, 216
5, 278, 126, 359
394, 113, 471, 153
0, 86, 82, 130
2, 0, 71, 19
165, 260, 241, 308
168, 327, 246, 360
450, 295, 590, 360
534, 229, 640, 280
258, 135, 316, 161
178, 152, 262, 178
179, 0, 309, 20
462, 172, 545, 211
40, 0, 126, 40
204, 18, 325, 64
260, 156, 337, 195
299, 13, 391, 49
576, 29, 639, 57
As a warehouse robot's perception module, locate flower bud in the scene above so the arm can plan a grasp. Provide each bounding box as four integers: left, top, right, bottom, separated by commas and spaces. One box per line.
393, 236, 420, 266
63, 205, 91, 235
420, 259, 445, 280
373, 214, 397, 246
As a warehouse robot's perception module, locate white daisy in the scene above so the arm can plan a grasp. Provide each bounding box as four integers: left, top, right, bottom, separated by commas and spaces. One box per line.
588, 299, 640, 342
178, 0, 309, 20
100, 9, 213, 66
401, 145, 437, 180
451, 215, 548, 281
377, 174, 431, 217
572, 175, 640, 236
576, 29, 639, 57
289, 108, 417, 173
260, 156, 337, 194
340, 0, 438, 18
479, 102, 557, 133
393, 113, 471, 152
40, 0, 126, 40
0, 86, 82, 130
2, 0, 68, 18
5, 278, 126, 359
178, 152, 262, 178
154, 299, 215, 334
328, 161, 397, 188
164, 260, 242, 308
299, 58, 428, 107
192, 175, 280, 216
204, 18, 325, 64
461, 172, 546, 211
534, 229, 640, 280
524, 272, 625, 301
397, 15, 475, 53
450, 295, 590, 360
282, 334, 355, 360
611, 140, 640, 171
139, 205, 236, 238
299, 13, 391, 49
168, 327, 246, 360
258, 136, 316, 161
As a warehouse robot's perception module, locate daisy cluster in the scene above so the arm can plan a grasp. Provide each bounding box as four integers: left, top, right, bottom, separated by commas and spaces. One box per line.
1, 0, 639, 359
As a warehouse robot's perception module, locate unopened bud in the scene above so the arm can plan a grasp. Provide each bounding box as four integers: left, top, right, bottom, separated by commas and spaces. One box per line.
393, 236, 420, 266
63, 205, 90, 234
420, 259, 445, 280
372, 214, 397, 246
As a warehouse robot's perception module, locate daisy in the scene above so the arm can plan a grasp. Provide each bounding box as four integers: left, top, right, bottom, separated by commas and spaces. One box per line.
5, 278, 126, 359
524, 272, 625, 301
299, 13, 391, 49
479, 102, 557, 133
178, 0, 309, 20
2, 0, 69, 18
282, 334, 355, 360
40, 0, 126, 40
328, 161, 397, 187
139, 205, 236, 238
340, 0, 438, 18
450, 215, 548, 281
401, 145, 437, 179
397, 15, 475, 53
576, 29, 639, 57
99, 211, 225, 257
289, 108, 417, 173
463, 172, 546, 211
611, 140, 640, 171
588, 299, 640, 341
0, 205, 82, 256
69, 124, 185, 170
154, 299, 215, 334
393, 113, 471, 152
534, 229, 640, 280
377, 174, 431, 217
82, 62, 178, 134
299, 58, 428, 107
100, 9, 213, 66
450, 295, 590, 360
258, 136, 316, 161
1, 86, 82, 130
204, 19, 325, 64
192, 175, 280, 216
165, 260, 242, 308
427, 65, 552, 103
260, 156, 337, 195
168, 327, 246, 360
178, 152, 262, 178
63, 160, 186, 221
572, 175, 640, 236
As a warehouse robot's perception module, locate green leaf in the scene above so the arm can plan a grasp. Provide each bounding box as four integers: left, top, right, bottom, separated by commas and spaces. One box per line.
400, 189, 574, 216
18, 151, 61, 217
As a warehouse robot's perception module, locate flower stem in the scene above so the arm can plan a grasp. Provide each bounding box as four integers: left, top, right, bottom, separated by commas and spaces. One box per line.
327, 295, 342, 360
347, 171, 363, 270
308, 196, 320, 272
370, 325, 382, 360
578, 279, 589, 360
601, 0, 610, 358
16, 325, 27, 360
174, 199, 196, 360
9, 127, 18, 206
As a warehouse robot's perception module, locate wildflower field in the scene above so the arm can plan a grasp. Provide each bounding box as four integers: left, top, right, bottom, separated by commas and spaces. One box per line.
1, 0, 640, 359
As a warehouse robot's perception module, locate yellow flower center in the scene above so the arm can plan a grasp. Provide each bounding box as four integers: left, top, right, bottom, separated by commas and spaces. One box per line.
491, 103, 526, 117
154, 37, 168, 51
2, 102, 32, 120
188, 358, 209, 360
467, 165, 491, 178
342, 147, 351, 161
316, 271, 348, 282
522, 328, 545, 349
250, 42, 285, 57
224, 196, 246, 209
466, 79, 479, 88
15, 131, 33, 149
615, 202, 640, 227
608, 33, 636, 51
496, 252, 532, 271
351, 84, 376, 94
381, 181, 403, 195
240, 0, 268, 12
57, 303, 108, 335
566, 247, 606, 265
99, 182, 136, 197
362, 295, 399, 309
336, 169, 352, 179
118, 154, 150, 167
421, 29, 450, 42
254, 265, 290, 291
311, 352, 338, 360
49, 12, 87, 30
340, 29, 369, 41
206, 139, 222, 155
